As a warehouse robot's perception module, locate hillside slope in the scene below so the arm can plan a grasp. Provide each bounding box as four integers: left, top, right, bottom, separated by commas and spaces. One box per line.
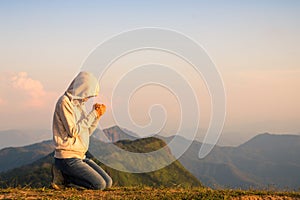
0, 137, 201, 188
0, 140, 54, 173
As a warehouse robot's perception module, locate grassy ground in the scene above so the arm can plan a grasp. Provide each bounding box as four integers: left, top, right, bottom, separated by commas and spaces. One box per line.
0, 187, 300, 200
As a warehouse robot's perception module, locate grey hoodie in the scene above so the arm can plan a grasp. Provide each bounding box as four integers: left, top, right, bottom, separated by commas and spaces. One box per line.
52, 71, 100, 159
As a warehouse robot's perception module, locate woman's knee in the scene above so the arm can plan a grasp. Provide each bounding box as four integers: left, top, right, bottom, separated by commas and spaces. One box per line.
91, 178, 106, 190
92, 177, 112, 190
106, 177, 113, 188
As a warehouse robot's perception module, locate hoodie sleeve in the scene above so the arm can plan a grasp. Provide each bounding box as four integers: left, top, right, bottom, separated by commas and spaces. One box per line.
59, 98, 98, 138
89, 117, 101, 136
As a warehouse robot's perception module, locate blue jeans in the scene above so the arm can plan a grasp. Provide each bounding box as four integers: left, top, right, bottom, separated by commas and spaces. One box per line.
55, 157, 113, 190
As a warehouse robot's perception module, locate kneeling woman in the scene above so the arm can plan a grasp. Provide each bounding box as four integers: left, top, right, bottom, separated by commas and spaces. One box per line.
52, 71, 112, 190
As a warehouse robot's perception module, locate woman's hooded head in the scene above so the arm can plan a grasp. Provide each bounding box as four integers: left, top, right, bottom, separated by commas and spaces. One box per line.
66, 71, 99, 100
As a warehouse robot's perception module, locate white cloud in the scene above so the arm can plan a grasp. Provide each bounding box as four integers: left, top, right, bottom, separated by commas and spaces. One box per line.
0, 71, 59, 130
10, 72, 47, 107
0, 71, 57, 109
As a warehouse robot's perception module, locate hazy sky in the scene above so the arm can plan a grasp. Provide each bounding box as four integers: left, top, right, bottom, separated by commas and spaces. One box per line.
0, 1, 299, 144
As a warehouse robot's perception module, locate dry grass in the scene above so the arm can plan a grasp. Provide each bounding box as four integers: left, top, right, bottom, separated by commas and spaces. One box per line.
0, 187, 300, 200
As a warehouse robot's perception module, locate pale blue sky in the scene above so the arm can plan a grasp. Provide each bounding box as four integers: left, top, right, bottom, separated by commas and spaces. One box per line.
0, 1, 299, 144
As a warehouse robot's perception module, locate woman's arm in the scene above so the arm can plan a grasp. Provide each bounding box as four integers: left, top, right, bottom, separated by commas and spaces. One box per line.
88, 104, 106, 135
59, 99, 98, 138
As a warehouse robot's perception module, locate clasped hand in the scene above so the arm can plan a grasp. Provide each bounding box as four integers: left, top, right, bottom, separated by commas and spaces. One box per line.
93, 103, 106, 118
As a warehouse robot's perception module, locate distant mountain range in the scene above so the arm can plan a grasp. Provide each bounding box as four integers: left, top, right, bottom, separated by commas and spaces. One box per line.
0, 129, 51, 149
177, 133, 300, 189
0, 126, 299, 190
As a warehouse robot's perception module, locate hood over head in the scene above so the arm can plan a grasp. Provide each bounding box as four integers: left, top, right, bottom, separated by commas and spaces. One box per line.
66, 71, 99, 100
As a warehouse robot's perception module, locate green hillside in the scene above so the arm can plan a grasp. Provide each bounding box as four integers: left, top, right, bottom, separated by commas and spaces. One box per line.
93, 137, 201, 187
0, 140, 54, 173
0, 153, 53, 188
0, 137, 201, 188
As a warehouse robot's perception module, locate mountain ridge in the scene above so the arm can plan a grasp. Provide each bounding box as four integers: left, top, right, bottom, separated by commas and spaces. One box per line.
0, 127, 300, 189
